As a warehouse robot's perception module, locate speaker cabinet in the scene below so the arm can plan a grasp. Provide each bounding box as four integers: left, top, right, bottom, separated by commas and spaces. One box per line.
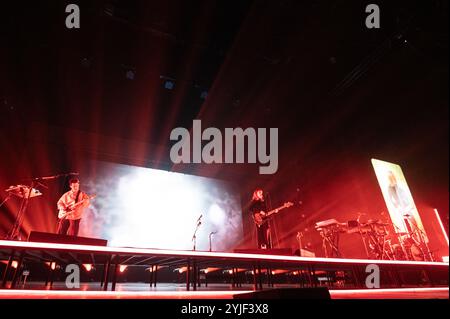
28, 231, 107, 246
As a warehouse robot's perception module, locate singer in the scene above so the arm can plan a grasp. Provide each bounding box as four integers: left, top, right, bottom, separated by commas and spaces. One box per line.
249, 188, 272, 249
56, 178, 90, 236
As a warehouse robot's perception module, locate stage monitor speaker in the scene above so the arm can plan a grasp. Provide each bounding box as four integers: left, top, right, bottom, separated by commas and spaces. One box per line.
28, 231, 107, 246
234, 288, 331, 299
234, 248, 293, 256
294, 248, 316, 257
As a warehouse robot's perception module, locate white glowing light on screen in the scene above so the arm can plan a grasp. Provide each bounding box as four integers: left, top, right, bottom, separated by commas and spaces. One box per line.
108, 169, 202, 249
82, 161, 243, 251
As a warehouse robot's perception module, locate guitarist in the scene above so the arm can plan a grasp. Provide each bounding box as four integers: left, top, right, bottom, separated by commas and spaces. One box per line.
249, 189, 271, 249
56, 178, 90, 236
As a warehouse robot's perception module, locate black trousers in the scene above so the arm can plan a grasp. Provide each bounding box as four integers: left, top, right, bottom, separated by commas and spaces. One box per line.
256, 223, 271, 249
57, 219, 81, 236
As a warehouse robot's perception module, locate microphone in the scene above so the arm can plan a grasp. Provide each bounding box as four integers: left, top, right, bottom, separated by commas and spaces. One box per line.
210, 231, 217, 235
197, 214, 203, 221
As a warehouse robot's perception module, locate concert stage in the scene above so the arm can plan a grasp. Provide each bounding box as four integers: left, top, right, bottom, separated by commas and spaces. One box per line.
0, 285, 448, 299
1, 240, 448, 299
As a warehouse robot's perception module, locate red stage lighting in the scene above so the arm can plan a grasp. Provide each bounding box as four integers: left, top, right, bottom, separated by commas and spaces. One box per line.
119, 265, 127, 273
83, 264, 93, 272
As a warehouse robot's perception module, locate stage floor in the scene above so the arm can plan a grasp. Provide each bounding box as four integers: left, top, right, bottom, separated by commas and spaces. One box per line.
0, 282, 448, 299
1, 240, 448, 297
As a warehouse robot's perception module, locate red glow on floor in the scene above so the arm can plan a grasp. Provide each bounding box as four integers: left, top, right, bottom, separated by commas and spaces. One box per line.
0, 288, 447, 299
329, 287, 449, 299
0, 290, 251, 299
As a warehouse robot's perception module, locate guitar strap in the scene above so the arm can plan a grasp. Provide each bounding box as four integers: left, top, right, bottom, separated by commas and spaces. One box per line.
75, 190, 81, 204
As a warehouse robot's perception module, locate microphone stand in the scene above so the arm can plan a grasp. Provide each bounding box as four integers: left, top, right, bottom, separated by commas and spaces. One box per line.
192, 219, 202, 251
266, 192, 276, 249
32, 172, 79, 181
0, 194, 12, 210
209, 232, 216, 252
296, 231, 303, 256
5, 172, 76, 240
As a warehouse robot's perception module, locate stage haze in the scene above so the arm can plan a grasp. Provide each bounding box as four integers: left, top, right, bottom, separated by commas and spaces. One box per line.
79, 161, 243, 251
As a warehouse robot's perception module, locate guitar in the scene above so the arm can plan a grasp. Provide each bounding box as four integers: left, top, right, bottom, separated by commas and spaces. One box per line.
58, 194, 96, 219
253, 202, 293, 227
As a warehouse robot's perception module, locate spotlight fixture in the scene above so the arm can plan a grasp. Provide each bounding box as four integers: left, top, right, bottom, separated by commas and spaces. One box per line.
164, 80, 174, 89
126, 70, 135, 80
200, 90, 208, 100
160, 75, 176, 90
81, 57, 91, 68
121, 64, 136, 80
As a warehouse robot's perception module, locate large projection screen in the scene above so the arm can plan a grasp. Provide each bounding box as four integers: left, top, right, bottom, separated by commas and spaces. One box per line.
78, 161, 243, 251
371, 158, 428, 242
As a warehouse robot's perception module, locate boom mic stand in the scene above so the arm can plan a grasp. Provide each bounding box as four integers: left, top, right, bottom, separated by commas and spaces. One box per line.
192, 215, 202, 251
0, 194, 12, 210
